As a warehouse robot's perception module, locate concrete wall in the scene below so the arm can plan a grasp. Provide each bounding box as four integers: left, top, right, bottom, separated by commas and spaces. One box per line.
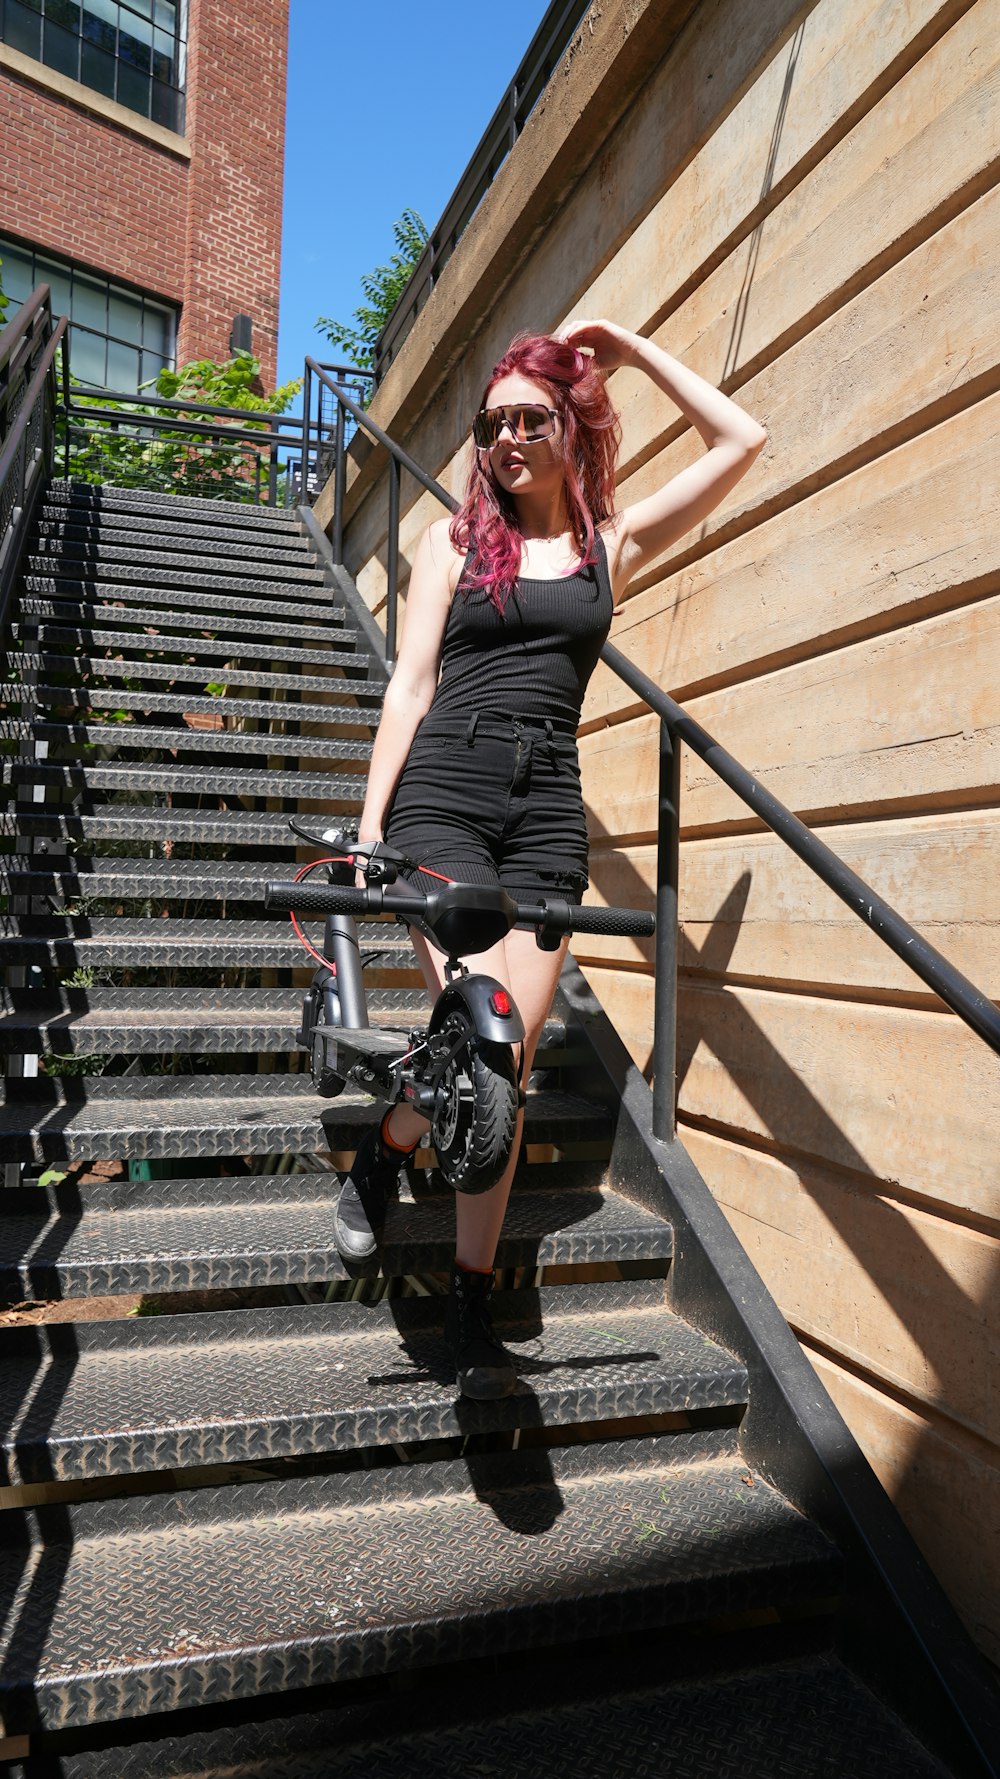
330, 0, 1000, 1664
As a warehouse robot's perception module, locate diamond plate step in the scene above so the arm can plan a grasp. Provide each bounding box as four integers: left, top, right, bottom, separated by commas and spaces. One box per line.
15, 622, 360, 671
14, 652, 375, 698
2, 853, 371, 901
20, 594, 350, 645
0, 916, 410, 970
31, 542, 325, 584
0, 1434, 839, 1734
24, 557, 326, 598
0, 1163, 667, 1300
23, 576, 343, 625
0, 990, 575, 1057
0, 1080, 608, 1164
34, 515, 313, 560
7, 760, 366, 801
2, 723, 373, 765
44, 482, 309, 532
1, 685, 381, 722
21, 577, 347, 626
2, 807, 361, 845
30, 1655, 948, 1779
0, 1280, 740, 1484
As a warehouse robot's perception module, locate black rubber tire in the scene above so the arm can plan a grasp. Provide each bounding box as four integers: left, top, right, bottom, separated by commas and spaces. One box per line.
432, 1013, 519, 1194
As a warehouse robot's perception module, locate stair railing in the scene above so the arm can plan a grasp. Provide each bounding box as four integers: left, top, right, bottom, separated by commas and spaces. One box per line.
308, 376, 1000, 1114
0, 284, 67, 641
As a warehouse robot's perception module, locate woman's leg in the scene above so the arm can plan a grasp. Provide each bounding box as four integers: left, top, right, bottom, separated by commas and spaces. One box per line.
388, 925, 569, 1266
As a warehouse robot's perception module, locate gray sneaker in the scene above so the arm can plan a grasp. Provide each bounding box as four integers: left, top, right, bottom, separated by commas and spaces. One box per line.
334, 1120, 410, 1262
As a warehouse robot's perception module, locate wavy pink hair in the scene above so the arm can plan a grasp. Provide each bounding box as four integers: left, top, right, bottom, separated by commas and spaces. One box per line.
449, 332, 621, 613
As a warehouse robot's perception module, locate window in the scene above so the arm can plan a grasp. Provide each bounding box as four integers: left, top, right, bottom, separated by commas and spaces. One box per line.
0, 0, 187, 131
0, 237, 177, 393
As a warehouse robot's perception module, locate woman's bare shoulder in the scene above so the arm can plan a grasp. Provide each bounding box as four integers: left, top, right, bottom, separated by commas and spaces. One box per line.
426, 515, 468, 593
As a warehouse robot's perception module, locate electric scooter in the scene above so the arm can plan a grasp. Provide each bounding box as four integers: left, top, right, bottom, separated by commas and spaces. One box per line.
265, 820, 655, 1195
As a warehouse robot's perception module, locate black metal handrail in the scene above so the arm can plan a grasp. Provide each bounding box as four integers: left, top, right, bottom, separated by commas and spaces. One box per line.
0, 285, 66, 636
309, 394, 1000, 1105
372, 0, 594, 382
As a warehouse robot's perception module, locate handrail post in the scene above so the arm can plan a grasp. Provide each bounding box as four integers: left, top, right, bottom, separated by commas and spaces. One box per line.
267, 416, 279, 506
385, 453, 400, 671
652, 717, 680, 1142
300, 360, 312, 507
332, 396, 346, 563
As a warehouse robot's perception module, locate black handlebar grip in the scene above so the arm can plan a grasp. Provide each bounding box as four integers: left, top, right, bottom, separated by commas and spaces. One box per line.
568, 905, 655, 938
264, 880, 373, 915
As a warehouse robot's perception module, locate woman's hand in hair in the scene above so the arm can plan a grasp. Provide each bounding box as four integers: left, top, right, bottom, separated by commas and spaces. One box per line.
555, 318, 639, 373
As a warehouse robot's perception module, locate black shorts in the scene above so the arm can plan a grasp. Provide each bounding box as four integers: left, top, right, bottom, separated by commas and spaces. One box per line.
384, 713, 588, 904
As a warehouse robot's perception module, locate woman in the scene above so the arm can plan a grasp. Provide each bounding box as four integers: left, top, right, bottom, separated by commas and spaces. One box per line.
335, 318, 766, 1398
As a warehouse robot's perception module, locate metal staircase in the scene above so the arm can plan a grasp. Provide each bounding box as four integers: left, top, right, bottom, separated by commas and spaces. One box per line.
2, 292, 999, 1777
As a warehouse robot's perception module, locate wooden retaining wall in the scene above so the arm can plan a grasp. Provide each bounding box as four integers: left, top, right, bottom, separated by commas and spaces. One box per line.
326, 0, 1000, 1664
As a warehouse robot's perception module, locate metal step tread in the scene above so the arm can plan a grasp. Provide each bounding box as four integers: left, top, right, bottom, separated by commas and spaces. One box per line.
16, 622, 360, 670
31, 541, 324, 583
2, 723, 373, 765
2, 685, 381, 721
34, 515, 312, 559
21, 579, 348, 626
0, 1280, 741, 1483
0, 1163, 671, 1298
2, 849, 374, 899
0, 1432, 839, 1734
0, 915, 410, 968
0, 1081, 607, 1163
25, 1655, 948, 1779
20, 594, 350, 645
23, 576, 343, 625
25, 557, 326, 598
7, 760, 366, 800
0, 990, 575, 1057
4, 805, 363, 846
14, 651, 375, 697
44, 482, 308, 532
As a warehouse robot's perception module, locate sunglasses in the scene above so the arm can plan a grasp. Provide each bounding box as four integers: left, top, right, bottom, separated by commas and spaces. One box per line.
472, 404, 559, 448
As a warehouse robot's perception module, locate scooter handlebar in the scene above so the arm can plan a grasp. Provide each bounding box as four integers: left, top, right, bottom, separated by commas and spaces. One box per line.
265, 878, 654, 937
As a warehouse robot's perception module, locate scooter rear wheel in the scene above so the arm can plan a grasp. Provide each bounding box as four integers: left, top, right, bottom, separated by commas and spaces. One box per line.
432, 1011, 519, 1194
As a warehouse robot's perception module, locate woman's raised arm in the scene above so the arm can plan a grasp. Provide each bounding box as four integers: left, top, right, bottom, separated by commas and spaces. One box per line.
558, 318, 766, 597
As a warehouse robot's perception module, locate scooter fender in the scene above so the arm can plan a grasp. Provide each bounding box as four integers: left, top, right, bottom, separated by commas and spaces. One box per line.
429, 976, 526, 1046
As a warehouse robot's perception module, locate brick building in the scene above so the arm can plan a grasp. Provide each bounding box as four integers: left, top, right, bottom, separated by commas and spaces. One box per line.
0, 0, 289, 391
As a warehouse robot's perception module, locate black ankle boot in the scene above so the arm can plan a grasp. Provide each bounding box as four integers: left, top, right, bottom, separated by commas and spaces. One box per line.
334, 1115, 416, 1263
445, 1264, 518, 1400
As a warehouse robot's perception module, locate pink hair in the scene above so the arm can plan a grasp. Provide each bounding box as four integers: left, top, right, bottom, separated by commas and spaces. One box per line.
449, 332, 622, 614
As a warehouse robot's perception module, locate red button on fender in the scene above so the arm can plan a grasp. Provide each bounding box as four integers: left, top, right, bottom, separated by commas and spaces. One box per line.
489, 990, 513, 1017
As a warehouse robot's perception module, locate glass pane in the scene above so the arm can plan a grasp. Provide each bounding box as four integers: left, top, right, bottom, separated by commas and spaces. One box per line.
107, 337, 140, 391
118, 12, 150, 62
153, 0, 174, 31
71, 271, 106, 331
80, 37, 115, 94
69, 325, 106, 387
45, 0, 80, 27
108, 287, 143, 344
34, 254, 72, 316
140, 301, 173, 356
151, 27, 173, 78
5, 1, 43, 56
116, 58, 149, 113
150, 75, 178, 128
81, 0, 116, 50
0, 244, 35, 303
139, 350, 167, 388
122, 0, 152, 19
42, 17, 79, 76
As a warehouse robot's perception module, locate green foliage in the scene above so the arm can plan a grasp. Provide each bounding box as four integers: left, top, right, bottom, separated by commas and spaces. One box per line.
0, 256, 9, 325
61, 351, 302, 505
316, 209, 428, 378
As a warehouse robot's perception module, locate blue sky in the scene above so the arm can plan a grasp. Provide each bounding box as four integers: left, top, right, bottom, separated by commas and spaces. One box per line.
278, 0, 551, 389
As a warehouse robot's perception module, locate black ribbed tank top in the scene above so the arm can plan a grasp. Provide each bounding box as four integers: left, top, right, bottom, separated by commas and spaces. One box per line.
422, 530, 614, 736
